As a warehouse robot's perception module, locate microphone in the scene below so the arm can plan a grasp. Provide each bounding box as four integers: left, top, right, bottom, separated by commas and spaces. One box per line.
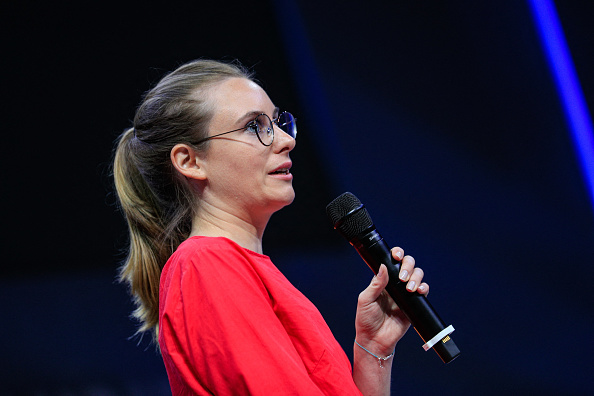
326, 192, 460, 364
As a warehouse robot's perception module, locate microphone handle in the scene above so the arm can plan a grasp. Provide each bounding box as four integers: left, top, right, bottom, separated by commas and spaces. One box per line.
351, 228, 460, 363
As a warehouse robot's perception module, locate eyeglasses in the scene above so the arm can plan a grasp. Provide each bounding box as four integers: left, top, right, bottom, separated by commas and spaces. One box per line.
195, 111, 297, 147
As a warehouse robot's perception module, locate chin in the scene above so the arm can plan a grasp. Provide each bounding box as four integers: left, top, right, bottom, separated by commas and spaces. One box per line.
269, 189, 295, 211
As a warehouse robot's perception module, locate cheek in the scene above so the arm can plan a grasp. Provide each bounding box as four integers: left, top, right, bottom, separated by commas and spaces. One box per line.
210, 147, 267, 184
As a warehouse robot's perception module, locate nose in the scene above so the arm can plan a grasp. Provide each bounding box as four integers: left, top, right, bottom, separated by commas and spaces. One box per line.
273, 124, 296, 152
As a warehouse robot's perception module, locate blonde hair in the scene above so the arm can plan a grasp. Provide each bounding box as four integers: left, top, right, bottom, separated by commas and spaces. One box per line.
113, 59, 252, 340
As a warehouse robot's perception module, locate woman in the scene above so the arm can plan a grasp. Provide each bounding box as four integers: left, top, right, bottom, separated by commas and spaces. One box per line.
113, 59, 429, 395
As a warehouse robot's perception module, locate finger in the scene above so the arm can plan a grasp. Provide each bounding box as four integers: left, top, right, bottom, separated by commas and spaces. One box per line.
406, 267, 424, 292
417, 282, 429, 295
358, 264, 389, 305
391, 247, 404, 262
398, 255, 416, 282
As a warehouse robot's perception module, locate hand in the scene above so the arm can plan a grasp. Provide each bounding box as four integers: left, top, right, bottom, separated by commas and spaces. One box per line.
354, 247, 429, 356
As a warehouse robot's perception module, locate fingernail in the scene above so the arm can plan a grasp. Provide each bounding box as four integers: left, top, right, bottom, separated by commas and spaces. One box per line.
399, 270, 408, 282
395, 250, 403, 260
407, 281, 416, 291
418, 284, 426, 293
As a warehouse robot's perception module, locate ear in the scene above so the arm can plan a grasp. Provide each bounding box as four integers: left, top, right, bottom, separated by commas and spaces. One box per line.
170, 144, 207, 180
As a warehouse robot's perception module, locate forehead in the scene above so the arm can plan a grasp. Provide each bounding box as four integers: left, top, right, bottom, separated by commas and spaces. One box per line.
208, 77, 274, 119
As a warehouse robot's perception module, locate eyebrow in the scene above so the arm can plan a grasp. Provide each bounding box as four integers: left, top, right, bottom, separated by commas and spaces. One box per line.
236, 107, 280, 125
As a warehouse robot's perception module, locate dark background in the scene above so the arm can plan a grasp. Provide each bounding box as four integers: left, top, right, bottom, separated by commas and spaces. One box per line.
1, 0, 593, 395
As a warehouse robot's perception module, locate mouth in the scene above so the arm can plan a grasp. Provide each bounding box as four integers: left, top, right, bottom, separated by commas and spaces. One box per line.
269, 162, 292, 176
269, 168, 291, 175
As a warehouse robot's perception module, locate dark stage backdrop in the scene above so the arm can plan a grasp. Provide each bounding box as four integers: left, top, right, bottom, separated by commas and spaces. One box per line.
1, 1, 592, 395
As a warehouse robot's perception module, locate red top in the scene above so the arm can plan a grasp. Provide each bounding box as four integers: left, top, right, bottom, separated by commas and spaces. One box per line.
158, 236, 362, 396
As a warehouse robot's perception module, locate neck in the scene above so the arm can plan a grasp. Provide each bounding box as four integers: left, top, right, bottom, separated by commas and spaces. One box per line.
189, 199, 270, 255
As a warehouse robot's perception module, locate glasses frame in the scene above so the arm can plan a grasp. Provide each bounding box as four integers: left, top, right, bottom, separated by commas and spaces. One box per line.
194, 111, 296, 147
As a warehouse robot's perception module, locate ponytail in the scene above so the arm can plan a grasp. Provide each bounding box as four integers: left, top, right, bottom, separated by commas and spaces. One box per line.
113, 128, 165, 337
112, 60, 252, 341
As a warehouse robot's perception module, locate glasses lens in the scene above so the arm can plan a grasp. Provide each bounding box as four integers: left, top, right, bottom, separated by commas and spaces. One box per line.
255, 114, 274, 146
277, 112, 297, 139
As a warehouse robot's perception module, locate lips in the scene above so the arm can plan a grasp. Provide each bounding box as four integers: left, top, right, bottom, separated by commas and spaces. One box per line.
269, 162, 292, 175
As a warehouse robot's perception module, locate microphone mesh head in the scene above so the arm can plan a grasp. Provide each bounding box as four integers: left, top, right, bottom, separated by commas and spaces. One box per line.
326, 192, 374, 240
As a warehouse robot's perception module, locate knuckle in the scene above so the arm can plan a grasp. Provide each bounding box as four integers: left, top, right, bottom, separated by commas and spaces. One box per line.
357, 291, 367, 304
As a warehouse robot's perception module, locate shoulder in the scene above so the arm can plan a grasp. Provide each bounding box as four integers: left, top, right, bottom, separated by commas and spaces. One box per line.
161, 236, 272, 293
159, 236, 275, 331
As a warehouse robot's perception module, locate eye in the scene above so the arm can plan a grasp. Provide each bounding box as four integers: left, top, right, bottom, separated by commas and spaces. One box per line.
256, 116, 273, 136
245, 120, 259, 134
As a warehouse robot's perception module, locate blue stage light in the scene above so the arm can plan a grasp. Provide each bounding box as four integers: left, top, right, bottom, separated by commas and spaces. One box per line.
528, 0, 594, 210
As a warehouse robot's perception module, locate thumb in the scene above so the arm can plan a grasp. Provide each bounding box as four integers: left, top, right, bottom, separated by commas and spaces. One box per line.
360, 264, 389, 304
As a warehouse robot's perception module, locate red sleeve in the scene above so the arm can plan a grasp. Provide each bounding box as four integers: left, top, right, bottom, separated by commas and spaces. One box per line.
159, 239, 328, 396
